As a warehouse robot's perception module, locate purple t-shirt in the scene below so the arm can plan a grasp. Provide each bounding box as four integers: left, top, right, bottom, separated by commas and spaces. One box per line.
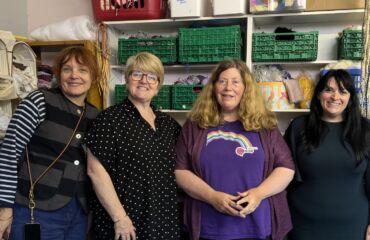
199, 121, 271, 240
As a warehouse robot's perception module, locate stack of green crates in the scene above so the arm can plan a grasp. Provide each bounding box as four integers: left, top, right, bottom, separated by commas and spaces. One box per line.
252, 31, 319, 61
178, 25, 242, 63
172, 84, 203, 110
115, 84, 172, 110
118, 37, 177, 64
338, 29, 363, 60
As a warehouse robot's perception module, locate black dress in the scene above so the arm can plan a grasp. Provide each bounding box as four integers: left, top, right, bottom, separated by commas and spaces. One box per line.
85, 98, 181, 240
285, 117, 369, 240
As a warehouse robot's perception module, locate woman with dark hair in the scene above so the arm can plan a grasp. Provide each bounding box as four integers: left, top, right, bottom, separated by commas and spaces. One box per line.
176, 59, 295, 240
0, 46, 100, 240
285, 69, 370, 240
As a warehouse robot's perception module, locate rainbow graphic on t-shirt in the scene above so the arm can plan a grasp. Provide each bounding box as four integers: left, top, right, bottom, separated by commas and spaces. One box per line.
207, 130, 258, 157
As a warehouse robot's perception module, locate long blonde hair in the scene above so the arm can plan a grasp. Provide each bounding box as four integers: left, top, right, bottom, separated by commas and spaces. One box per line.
189, 59, 277, 131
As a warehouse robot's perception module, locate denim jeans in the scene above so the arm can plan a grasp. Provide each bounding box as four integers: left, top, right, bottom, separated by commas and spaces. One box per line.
10, 198, 87, 240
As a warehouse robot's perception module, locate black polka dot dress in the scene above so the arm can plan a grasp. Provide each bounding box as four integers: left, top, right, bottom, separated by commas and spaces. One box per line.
85, 98, 181, 240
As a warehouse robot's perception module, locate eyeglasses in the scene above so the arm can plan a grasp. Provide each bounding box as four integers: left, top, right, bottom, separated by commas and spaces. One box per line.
130, 70, 159, 84
216, 78, 243, 87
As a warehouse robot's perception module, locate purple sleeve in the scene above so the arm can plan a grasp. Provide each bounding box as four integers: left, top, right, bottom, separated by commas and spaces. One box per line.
175, 120, 193, 170
271, 128, 295, 170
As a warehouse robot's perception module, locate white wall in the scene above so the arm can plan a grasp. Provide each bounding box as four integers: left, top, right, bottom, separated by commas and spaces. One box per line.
0, 0, 28, 35
27, 0, 93, 33
0, 0, 94, 35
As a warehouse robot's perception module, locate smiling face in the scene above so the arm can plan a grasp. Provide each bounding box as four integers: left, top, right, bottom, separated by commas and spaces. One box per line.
318, 77, 350, 122
214, 67, 245, 119
59, 57, 92, 106
126, 69, 159, 104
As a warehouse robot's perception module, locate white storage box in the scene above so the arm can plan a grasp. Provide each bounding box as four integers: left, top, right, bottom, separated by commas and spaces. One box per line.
170, 0, 208, 18
212, 0, 247, 16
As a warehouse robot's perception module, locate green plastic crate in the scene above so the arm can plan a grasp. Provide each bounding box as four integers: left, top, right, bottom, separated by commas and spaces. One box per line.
172, 85, 203, 110
115, 84, 128, 104
118, 37, 177, 64
252, 31, 318, 61
153, 85, 172, 109
115, 84, 172, 109
338, 29, 363, 60
179, 25, 242, 63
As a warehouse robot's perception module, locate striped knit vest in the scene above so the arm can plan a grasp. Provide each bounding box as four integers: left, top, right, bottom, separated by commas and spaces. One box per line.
15, 88, 99, 212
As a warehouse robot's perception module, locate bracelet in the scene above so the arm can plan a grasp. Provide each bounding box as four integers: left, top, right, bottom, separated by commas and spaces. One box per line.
113, 214, 127, 223
0, 215, 12, 221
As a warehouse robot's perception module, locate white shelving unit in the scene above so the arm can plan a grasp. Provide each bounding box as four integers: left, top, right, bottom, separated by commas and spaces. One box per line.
105, 8, 365, 131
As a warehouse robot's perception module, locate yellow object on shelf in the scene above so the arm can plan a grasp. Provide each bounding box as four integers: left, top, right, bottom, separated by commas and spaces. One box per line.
257, 82, 295, 110
297, 72, 315, 109
14, 35, 28, 42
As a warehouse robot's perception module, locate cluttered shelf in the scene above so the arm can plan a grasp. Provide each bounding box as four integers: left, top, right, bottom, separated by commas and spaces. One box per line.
104, 15, 248, 32
252, 9, 365, 26
100, 1, 366, 117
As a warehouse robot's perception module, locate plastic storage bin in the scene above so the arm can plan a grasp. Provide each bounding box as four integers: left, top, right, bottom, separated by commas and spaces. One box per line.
172, 84, 203, 110
118, 37, 177, 64
115, 84, 172, 109
252, 31, 318, 61
115, 84, 128, 104
92, 0, 167, 21
152, 85, 172, 109
338, 29, 363, 60
213, 0, 246, 16
179, 25, 242, 63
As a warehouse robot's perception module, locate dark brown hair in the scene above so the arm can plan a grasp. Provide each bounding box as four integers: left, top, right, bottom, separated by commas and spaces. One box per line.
53, 46, 99, 85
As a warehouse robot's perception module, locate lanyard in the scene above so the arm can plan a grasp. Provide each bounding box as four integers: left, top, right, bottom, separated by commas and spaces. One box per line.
25, 107, 85, 223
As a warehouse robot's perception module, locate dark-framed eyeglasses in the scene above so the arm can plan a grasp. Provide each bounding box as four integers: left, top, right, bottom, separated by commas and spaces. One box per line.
130, 70, 159, 84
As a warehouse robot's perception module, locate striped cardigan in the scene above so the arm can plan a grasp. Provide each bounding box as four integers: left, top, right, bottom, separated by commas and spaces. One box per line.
0, 88, 98, 212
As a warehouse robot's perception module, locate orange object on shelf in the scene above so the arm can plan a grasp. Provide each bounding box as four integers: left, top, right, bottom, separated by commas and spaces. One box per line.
257, 82, 295, 110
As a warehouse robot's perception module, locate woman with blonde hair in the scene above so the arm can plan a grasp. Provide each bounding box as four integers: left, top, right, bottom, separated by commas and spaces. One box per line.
175, 59, 295, 240
85, 52, 181, 240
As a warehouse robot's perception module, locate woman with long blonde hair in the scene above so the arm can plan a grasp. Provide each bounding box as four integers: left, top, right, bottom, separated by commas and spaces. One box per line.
176, 59, 295, 240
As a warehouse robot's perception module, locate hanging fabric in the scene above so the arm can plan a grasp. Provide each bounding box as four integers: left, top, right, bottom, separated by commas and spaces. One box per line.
361, 0, 370, 116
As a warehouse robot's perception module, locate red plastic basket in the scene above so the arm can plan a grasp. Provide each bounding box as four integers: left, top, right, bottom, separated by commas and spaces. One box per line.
92, 0, 167, 21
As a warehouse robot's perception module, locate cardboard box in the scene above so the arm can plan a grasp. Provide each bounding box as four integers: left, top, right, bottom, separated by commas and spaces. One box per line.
306, 0, 365, 11
257, 82, 295, 110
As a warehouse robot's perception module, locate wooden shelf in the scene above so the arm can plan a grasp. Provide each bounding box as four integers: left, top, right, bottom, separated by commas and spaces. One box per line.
25, 40, 94, 63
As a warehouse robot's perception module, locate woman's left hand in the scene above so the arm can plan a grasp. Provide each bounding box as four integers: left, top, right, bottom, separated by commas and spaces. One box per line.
365, 224, 370, 240
114, 215, 136, 240
236, 188, 263, 218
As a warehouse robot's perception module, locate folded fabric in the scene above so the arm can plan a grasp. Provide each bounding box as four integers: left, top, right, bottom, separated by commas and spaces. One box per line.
29, 15, 97, 41
283, 79, 304, 103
